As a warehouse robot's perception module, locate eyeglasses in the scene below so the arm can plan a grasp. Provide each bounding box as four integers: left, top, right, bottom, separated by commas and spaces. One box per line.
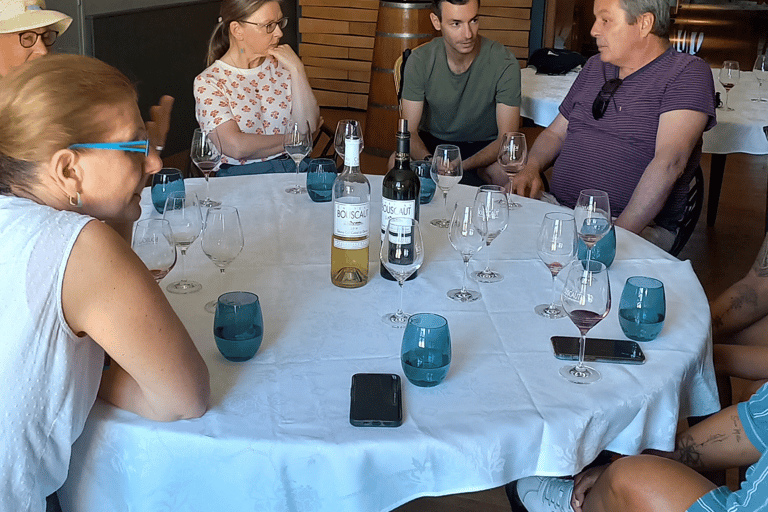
19, 30, 58, 48
592, 78, 623, 120
68, 139, 151, 157
238, 17, 288, 34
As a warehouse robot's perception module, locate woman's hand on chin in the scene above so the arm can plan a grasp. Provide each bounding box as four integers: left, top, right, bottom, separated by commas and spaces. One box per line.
267, 44, 303, 74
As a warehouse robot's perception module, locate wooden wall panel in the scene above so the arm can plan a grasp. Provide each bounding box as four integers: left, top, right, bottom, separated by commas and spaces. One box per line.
300, 0, 533, 110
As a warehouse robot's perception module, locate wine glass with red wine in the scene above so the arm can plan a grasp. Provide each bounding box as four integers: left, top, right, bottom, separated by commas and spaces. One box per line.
718, 60, 740, 111
190, 128, 222, 207
559, 259, 611, 384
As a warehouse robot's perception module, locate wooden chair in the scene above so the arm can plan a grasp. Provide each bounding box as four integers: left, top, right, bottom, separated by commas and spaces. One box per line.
669, 165, 705, 257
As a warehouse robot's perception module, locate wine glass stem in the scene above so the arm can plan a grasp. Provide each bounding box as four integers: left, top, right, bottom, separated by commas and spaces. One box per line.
724, 90, 730, 110
219, 267, 226, 299
484, 240, 492, 271
548, 273, 558, 308
576, 333, 588, 370
396, 280, 405, 317
179, 247, 188, 282
443, 190, 449, 220
461, 257, 470, 292
586, 246, 593, 268
204, 172, 212, 201
295, 160, 301, 188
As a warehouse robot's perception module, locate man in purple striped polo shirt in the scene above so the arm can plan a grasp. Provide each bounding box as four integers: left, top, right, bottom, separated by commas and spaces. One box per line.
512, 0, 716, 249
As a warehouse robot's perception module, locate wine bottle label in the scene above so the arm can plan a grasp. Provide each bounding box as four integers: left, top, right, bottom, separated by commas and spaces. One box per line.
333, 238, 369, 250
380, 198, 416, 241
334, 200, 369, 238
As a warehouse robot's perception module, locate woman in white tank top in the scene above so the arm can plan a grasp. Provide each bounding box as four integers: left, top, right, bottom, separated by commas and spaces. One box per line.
0, 54, 210, 512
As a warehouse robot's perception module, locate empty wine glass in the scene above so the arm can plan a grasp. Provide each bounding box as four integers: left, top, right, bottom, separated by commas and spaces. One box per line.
560, 260, 611, 384
201, 206, 245, 313
535, 212, 577, 318
447, 203, 484, 302
131, 219, 177, 282
284, 121, 312, 194
471, 185, 509, 283
430, 144, 463, 228
190, 128, 221, 207
574, 189, 611, 267
380, 217, 424, 327
498, 132, 527, 209
719, 60, 740, 111
753, 55, 767, 102
163, 191, 204, 294
334, 119, 364, 160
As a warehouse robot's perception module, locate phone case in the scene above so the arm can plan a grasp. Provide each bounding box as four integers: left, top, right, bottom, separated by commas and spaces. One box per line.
551, 336, 646, 364
350, 373, 403, 427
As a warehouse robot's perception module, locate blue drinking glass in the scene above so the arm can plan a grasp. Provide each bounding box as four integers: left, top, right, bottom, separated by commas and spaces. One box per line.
578, 224, 616, 268
619, 276, 665, 342
401, 313, 451, 387
411, 160, 436, 204
151, 168, 185, 214
213, 291, 264, 362
306, 158, 337, 202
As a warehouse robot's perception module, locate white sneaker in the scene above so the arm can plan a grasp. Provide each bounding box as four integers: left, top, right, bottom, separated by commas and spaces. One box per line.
512, 476, 574, 512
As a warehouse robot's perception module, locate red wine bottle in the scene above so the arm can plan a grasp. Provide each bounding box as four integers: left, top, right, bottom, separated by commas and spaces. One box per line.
380, 119, 420, 281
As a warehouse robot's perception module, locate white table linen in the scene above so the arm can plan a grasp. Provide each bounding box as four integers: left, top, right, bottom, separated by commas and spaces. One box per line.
60, 174, 719, 512
520, 66, 768, 156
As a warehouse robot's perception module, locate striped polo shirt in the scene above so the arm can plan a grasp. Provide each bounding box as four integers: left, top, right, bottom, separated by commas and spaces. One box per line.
549, 48, 716, 231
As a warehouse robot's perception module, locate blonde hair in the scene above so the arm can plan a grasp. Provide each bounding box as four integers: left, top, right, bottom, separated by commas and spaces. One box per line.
206, 0, 280, 66
0, 54, 136, 194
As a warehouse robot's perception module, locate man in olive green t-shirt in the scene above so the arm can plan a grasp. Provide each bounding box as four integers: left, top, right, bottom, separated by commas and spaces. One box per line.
394, 0, 521, 187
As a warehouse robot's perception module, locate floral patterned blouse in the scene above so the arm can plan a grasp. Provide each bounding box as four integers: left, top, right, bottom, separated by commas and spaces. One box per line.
194, 57, 292, 165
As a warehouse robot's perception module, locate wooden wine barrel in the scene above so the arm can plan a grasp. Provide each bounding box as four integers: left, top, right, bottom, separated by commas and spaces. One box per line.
364, 1, 437, 157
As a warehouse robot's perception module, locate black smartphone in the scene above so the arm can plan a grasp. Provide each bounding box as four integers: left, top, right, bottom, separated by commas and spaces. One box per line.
350, 373, 403, 427
551, 336, 646, 364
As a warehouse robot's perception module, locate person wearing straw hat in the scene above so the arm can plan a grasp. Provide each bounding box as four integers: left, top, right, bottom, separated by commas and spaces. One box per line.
0, 0, 174, 170
0, 0, 71, 77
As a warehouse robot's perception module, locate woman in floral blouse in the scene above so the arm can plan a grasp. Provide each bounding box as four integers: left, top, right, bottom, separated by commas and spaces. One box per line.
194, 0, 320, 175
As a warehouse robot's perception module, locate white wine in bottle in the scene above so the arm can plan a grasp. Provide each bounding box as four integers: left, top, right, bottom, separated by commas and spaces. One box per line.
331, 136, 370, 288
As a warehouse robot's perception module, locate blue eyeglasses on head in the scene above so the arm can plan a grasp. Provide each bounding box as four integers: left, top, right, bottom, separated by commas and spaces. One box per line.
68, 139, 150, 157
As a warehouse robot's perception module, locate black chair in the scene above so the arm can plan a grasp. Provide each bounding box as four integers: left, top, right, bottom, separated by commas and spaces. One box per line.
669, 165, 704, 257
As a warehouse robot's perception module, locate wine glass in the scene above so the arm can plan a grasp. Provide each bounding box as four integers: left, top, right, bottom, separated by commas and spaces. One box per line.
284, 121, 312, 194
131, 219, 177, 282
471, 185, 509, 283
718, 60, 740, 111
753, 55, 767, 103
334, 119, 364, 161
380, 217, 424, 327
559, 260, 611, 384
430, 144, 463, 228
498, 132, 527, 209
447, 203, 484, 302
190, 128, 222, 207
163, 191, 204, 294
201, 206, 245, 313
535, 212, 577, 318
574, 189, 611, 267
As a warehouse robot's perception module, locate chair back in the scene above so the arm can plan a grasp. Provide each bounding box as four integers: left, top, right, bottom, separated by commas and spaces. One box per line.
669, 165, 704, 257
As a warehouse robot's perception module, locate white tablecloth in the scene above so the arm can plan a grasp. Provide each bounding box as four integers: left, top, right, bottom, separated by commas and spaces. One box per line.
520, 66, 768, 155
60, 174, 719, 512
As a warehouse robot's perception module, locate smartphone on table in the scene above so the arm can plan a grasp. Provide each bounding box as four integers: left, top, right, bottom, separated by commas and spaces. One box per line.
551, 336, 646, 365
350, 373, 403, 427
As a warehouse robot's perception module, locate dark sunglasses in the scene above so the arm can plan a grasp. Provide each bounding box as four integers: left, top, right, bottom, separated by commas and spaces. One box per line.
592, 78, 623, 120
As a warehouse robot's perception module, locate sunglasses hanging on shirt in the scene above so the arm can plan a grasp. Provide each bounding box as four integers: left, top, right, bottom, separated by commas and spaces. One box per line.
592, 78, 623, 120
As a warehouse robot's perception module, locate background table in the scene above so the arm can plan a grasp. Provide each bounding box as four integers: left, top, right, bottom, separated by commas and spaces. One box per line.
60, 174, 719, 512
519, 67, 768, 227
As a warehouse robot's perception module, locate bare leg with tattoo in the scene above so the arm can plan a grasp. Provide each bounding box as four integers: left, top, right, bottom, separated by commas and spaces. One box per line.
711, 232, 768, 405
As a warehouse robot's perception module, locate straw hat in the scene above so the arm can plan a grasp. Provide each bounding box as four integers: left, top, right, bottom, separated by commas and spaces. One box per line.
0, 0, 71, 35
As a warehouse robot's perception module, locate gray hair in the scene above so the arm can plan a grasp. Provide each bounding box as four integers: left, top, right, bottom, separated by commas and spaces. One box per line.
619, 0, 670, 38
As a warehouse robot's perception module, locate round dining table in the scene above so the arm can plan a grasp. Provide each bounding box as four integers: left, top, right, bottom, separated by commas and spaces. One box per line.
60, 173, 719, 512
